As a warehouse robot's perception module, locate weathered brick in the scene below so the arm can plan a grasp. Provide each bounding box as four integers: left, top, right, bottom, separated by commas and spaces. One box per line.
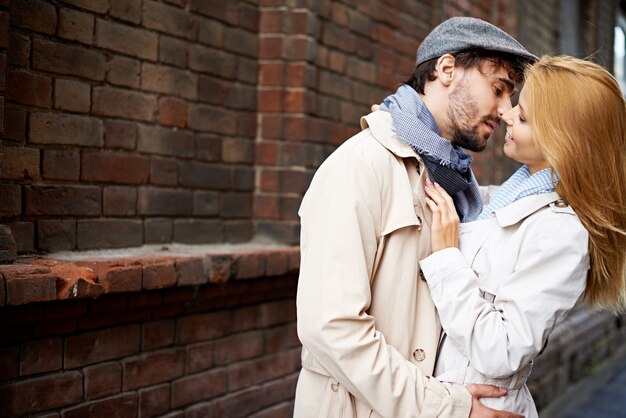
185, 402, 216, 418
224, 26, 258, 58
176, 311, 231, 344
150, 156, 178, 186
197, 75, 228, 105
189, 45, 237, 79
93, 87, 157, 122
179, 161, 231, 189
38, 220, 76, 252
30, 112, 103, 147
0, 184, 21, 217
58, 7, 94, 44
232, 167, 254, 191
197, 17, 224, 47
171, 368, 228, 408
110, 0, 141, 24
7, 222, 35, 253
84, 362, 122, 400
96, 18, 158, 60
11, 0, 56, 34
82, 150, 150, 184
215, 387, 262, 418
239, 2, 259, 31
174, 219, 223, 244
158, 97, 187, 128
25, 185, 100, 216
4, 106, 26, 142
228, 360, 256, 391
142, 63, 197, 100
63, 393, 137, 418
33, 38, 106, 81
254, 195, 279, 219
222, 193, 252, 218
63, 0, 109, 13
6, 69, 52, 108
0, 347, 19, 380
186, 341, 215, 374
258, 300, 296, 327
255, 351, 299, 383
223, 139, 254, 163
188, 1, 238, 25
175, 257, 207, 285
196, 134, 222, 162
138, 187, 193, 216
103, 186, 137, 216
144, 218, 173, 244
123, 348, 185, 390
193, 191, 220, 216
137, 125, 195, 158
8, 32, 30, 67
107, 56, 140, 88
143, 262, 177, 289
215, 331, 264, 366
77, 219, 143, 250
54, 78, 90, 113
143, 319, 175, 350
0, 225, 17, 263
20, 337, 63, 375
143, 0, 194, 39
0, 371, 82, 417
65, 325, 140, 368
258, 89, 282, 112
77, 261, 142, 294
260, 376, 298, 410
0, 146, 40, 181
238, 56, 258, 85
159, 35, 188, 67
139, 384, 170, 418
104, 119, 138, 150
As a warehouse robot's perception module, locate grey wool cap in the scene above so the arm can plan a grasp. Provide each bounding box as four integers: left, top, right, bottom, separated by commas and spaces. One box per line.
416, 17, 538, 66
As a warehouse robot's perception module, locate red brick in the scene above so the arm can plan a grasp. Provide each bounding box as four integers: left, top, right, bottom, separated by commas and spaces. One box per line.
123, 348, 185, 390
260, 114, 282, 139
139, 383, 170, 418
137, 125, 195, 158
82, 150, 150, 184
158, 97, 187, 128
0, 371, 82, 416
186, 341, 215, 373
51, 263, 103, 300
63, 393, 137, 418
11, 0, 56, 34
266, 251, 289, 277
262, 374, 298, 406
143, 319, 175, 350
205, 254, 234, 283
33, 38, 106, 81
138, 187, 193, 215
237, 110, 257, 137
175, 311, 232, 344
79, 260, 143, 291
228, 360, 256, 391
159, 36, 188, 69
150, 157, 178, 186
110, 0, 141, 23
259, 169, 279, 192
257, 300, 296, 327
77, 219, 143, 250
107, 55, 140, 88
0, 184, 20, 218
93, 86, 157, 121
144, 0, 194, 39
259, 36, 283, 59
96, 18, 157, 60
171, 368, 228, 408
7, 222, 35, 253
102, 186, 137, 216
174, 257, 207, 285
30, 112, 103, 146
84, 362, 122, 400
143, 262, 177, 289
58, 7, 94, 44
214, 330, 264, 366
189, 1, 237, 24
104, 119, 138, 150
260, 62, 283, 86
20, 337, 63, 375
25, 185, 100, 216
65, 325, 140, 368
3, 266, 57, 305
0, 347, 19, 380
196, 134, 222, 162
255, 351, 299, 383
0, 146, 40, 181
63, 0, 109, 13
234, 252, 265, 279
142, 63, 197, 100
6, 69, 51, 108
251, 402, 293, 418
258, 89, 282, 112
189, 45, 237, 78
188, 104, 237, 134
53, 78, 90, 113
215, 386, 262, 418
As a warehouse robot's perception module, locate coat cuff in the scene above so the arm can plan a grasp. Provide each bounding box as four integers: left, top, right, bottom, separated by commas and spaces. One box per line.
421, 377, 473, 417
419, 247, 467, 289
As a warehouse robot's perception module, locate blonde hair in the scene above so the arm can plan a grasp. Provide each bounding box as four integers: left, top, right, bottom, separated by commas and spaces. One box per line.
524, 55, 626, 312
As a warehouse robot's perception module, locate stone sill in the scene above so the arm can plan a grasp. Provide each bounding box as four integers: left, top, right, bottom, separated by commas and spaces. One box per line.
0, 243, 300, 307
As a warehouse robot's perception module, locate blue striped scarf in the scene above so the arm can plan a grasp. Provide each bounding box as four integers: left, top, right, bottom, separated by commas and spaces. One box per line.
379, 85, 483, 222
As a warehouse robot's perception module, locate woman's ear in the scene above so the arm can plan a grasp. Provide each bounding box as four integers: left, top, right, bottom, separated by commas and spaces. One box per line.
435, 54, 456, 87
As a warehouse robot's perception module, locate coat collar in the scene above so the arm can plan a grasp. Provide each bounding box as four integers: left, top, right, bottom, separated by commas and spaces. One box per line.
360, 111, 422, 161
494, 192, 560, 227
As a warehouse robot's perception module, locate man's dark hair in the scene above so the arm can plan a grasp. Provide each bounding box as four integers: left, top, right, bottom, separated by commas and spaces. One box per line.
404, 49, 529, 94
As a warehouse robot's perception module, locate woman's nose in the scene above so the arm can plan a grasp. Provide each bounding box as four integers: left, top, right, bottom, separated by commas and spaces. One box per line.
501, 106, 516, 125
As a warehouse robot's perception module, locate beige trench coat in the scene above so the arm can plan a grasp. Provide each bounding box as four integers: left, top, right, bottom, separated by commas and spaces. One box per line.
294, 111, 472, 418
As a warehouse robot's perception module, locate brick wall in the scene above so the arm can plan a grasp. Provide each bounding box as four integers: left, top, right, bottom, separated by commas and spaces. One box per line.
0, 275, 299, 418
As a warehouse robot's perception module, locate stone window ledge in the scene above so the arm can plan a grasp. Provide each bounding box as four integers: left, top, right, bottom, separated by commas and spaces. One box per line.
0, 243, 300, 307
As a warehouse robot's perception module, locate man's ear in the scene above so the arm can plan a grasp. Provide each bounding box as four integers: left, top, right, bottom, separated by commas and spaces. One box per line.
435, 54, 456, 87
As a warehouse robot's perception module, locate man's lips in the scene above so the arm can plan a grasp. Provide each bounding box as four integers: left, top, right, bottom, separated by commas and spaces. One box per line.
484, 120, 498, 134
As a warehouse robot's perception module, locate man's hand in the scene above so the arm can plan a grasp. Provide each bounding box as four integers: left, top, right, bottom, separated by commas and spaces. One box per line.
371, 104, 380, 112
467, 384, 524, 418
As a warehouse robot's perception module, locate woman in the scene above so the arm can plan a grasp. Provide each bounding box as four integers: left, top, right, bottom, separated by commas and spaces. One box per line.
421, 55, 626, 418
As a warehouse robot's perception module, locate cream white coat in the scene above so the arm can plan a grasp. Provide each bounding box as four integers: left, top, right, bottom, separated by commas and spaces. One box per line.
420, 190, 590, 418
294, 111, 472, 417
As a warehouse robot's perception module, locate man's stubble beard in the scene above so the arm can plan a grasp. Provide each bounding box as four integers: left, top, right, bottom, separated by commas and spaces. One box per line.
447, 77, 491, 152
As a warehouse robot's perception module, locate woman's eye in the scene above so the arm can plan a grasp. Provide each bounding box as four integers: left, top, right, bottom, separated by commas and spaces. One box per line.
518, 115, 526, 123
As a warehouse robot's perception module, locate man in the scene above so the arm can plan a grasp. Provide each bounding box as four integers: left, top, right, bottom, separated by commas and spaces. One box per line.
294, 17, 537, 418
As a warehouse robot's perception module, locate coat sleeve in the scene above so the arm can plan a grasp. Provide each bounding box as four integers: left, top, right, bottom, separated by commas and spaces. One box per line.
297, 146, 471, 418
419, 212, 589, 378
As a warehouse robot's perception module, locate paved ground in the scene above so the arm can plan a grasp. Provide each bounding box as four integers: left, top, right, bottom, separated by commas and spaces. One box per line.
539, 346, 626, 418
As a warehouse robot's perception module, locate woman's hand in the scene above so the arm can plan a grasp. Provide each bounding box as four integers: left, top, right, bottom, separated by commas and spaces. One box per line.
424, 178, 460, 252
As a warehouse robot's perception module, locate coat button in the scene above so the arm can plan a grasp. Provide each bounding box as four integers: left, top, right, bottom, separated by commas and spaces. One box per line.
416, 216, 422, 231
419, 271, 426, 282
413, 348, 426, 362
554, 199, 568, 208
331, 382, 340, 392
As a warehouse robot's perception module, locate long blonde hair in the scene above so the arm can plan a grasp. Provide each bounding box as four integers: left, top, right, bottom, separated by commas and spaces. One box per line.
524, 55, 626, 312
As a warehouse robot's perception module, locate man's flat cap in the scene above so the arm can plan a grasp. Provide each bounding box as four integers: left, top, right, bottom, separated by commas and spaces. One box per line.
416, 17, 537, 66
